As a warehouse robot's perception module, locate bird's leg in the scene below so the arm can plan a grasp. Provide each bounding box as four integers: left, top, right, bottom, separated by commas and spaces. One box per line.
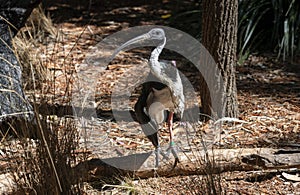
154, 147, 160, 168
147, 124, 169, 168
154, 145, 169, 168
166, 112, 180, 168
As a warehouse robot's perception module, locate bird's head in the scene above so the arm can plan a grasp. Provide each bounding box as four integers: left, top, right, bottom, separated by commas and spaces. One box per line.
147, 28, 165, 40
111, 28, 166, 60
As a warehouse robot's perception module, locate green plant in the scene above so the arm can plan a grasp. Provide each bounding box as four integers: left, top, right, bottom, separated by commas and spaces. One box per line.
276, 0, 300, 60
238, 1, 271, 63
238, 0, 300, 62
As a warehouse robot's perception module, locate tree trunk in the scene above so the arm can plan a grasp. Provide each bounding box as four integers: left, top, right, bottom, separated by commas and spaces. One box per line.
201, 0, 239, 118
0, 0, 41, 122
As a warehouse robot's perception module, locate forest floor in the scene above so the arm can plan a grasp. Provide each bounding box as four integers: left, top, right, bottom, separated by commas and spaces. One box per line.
3, 0, 300, 194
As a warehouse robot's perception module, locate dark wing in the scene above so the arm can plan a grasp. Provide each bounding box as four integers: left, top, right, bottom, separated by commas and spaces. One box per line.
134, 75, 167, 148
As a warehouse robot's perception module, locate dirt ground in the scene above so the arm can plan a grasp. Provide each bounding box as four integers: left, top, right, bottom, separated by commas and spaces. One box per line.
14, 0, 300, 194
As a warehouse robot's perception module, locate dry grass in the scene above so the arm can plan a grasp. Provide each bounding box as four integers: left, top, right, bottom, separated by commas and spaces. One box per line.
174, 123, 223, 195
6, 116, 80, 194
0, 5, 83, 194
12, 5, 59, 90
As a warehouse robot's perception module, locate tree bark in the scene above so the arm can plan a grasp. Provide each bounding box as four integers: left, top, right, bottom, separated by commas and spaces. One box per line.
0, 0, 41, 122
73, 148, 300, 181
201, 0, 239, 117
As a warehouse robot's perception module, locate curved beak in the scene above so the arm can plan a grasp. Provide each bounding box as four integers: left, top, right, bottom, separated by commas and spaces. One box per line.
111, 33, 150, 60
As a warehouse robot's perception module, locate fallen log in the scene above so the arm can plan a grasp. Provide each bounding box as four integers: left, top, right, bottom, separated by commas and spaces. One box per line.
73, 147, 300, 181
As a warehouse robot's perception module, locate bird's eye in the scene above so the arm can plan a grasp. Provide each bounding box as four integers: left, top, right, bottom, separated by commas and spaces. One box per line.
153, 31, 159, 36
149, 29, 164, 38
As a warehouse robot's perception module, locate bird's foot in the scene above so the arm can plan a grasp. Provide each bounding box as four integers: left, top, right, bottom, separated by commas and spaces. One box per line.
154, 147, 169, 168
166, 141, 180, 168
179, 121, 188, 127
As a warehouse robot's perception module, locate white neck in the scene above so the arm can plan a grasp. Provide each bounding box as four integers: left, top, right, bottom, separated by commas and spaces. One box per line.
149, 38, 166, 75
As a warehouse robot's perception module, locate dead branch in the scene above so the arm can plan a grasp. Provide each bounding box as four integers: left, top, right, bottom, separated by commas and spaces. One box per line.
73, 147, 300, 181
